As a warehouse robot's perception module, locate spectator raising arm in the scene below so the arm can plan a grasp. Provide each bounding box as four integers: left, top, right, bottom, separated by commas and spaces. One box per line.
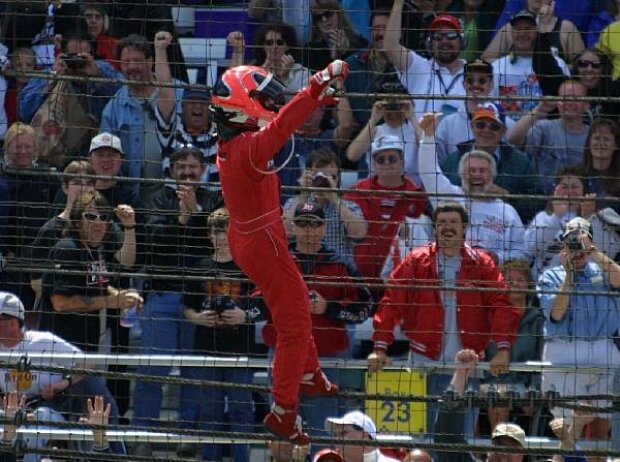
383, 0, 411, 73
113, 205, 137, 268
227, 31, 245, 68
345, 100, 383, 163
154, 31, 176, 124
506, 100, 556, 147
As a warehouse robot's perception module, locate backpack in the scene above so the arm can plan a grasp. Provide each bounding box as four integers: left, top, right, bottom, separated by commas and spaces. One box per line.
30, 80, 98, 169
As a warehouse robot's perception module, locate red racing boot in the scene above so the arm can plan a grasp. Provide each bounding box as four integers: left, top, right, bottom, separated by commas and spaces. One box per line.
263, 404, 310, 446
299, 368, 339, 397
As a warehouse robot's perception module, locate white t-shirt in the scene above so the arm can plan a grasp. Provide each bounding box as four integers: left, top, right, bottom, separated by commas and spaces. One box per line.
398, 51, 466, 121
492, 54, 570, 122
418, 135, 527, 264
0, 331, 81, 396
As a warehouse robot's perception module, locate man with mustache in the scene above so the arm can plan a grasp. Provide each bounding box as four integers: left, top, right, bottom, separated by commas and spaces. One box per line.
130, 146, 222, 456
368, 200, 521, 435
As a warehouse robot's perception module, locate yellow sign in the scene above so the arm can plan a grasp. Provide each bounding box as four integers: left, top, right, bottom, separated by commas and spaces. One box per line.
365, 370, 427, 434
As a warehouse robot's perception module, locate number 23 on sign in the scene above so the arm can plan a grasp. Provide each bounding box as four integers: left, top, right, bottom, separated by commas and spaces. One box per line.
365, 370, 427, 434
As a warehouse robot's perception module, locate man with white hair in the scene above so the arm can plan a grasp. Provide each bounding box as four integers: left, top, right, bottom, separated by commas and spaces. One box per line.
418, 114, 527, 264
325, 411, 400, 462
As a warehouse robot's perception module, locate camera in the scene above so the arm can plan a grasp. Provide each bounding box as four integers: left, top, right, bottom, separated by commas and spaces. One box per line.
384, 102, 402, 111
566, 233, 585, 251
311, 172, 332, 188
211, 295, 237, 314
63, 53, 87, 70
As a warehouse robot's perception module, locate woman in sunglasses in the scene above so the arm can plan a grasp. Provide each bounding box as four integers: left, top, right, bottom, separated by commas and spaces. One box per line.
532, 40, 620, 121
228, 23, 311, 101
303, 0, 367, 72
40, 190, 140, 353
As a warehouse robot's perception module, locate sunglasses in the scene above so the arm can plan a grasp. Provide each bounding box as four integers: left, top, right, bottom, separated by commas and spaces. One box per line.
82, 212, 111, 222
373, 153, 401, 165
313, 10, 335, 22
576, 59, 602, 70
294, 218, 324, 228
474, 120, 502, 132
466, 76, 491, 85
430, 31, 460, 41
264, 39, 285, 46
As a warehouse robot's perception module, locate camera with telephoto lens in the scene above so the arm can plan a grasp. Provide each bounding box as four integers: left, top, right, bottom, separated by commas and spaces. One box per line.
63, 53, 87, 70
566, 232, 586, 251
211, 295, 237, 314
312, 172, 332, 188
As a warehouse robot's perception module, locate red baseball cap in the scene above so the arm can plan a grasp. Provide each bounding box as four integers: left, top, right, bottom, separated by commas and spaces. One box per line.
429, 14, 461, 33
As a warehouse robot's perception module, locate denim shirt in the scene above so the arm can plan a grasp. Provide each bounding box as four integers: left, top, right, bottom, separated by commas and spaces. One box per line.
100, 83, 184, 180
538, 261, 620, 340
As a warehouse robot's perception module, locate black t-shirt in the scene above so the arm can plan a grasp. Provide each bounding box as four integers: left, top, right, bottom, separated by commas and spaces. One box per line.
183, 258, 258, 355
30, 217, 123, 281
40, 236, 122, 352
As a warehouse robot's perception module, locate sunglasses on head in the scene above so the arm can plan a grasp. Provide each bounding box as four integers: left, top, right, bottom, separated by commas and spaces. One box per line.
313, 10, 335, 22
294, 218, 324, 228
264, 39, 285, 46
466, 76, 491, 86
430, 31, 460, 42
373, 153, 401, 165
576, 59, 602, 70
474, 120, 502, 132
82, 212, 111, 222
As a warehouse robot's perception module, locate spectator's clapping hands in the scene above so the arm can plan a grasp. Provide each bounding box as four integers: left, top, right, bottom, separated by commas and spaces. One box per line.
186, 309, 220, 327
177, 185, 198, 224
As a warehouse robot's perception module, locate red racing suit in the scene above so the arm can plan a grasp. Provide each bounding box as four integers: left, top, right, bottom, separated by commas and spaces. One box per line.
216, 87, 326, 408
372, 243, 521, 359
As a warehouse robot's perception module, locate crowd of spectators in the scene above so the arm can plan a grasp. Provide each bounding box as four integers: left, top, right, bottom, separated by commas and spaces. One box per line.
0, 0, 619, 460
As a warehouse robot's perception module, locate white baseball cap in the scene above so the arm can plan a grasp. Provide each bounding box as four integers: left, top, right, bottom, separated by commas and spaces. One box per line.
89, 132, 124, 156
0, 292, 24, 322
371, 134, 404, 156
325, 411, 377, 439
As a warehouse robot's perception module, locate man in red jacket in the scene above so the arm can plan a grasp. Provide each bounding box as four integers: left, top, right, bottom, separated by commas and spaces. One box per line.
367, 200, 521, 433
210, 61, 349, 444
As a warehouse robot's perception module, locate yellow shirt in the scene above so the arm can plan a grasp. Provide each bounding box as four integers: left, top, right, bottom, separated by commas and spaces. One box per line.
597, 21, 620, 80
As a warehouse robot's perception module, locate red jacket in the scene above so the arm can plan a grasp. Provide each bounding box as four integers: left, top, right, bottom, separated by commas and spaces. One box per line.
372, 243, 520, 360
345, 176, 426, 281
262, 245, 373, 356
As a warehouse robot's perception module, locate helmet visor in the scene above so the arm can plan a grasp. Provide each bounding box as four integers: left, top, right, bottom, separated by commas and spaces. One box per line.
251, 72, 286, 112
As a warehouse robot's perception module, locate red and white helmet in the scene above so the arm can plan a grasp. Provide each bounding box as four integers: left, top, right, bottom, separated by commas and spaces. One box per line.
210, 65, 286, 130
